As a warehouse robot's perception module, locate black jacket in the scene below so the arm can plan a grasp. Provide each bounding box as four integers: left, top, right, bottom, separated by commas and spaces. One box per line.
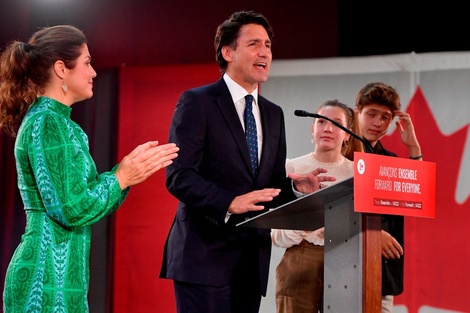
366, 140, 404, 296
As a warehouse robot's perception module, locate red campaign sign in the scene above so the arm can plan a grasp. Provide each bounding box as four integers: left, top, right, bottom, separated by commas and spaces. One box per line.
354, 152, 436, 218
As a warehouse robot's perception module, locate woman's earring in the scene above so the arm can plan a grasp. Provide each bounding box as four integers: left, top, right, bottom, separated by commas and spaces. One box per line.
62, 81, 68, 93
311, 137, 315, 144
343, 140, 349, 147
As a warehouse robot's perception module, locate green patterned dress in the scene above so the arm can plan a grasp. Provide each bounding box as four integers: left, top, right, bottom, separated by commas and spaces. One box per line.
3, 97, 128, 312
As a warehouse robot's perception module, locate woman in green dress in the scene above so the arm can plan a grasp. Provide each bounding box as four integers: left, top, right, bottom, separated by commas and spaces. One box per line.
0, 25, 179, 312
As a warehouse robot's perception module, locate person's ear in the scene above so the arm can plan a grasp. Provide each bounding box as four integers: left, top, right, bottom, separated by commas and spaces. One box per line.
53, 60, 67, 79
221, 46, 233, 62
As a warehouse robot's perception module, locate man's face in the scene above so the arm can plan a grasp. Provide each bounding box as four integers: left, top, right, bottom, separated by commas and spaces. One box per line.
223, 23, 272, 92
356, 104, 394, 146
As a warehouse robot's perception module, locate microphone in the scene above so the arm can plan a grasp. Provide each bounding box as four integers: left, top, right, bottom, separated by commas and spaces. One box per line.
294, 109, 374, 152
294, 109, 322, 119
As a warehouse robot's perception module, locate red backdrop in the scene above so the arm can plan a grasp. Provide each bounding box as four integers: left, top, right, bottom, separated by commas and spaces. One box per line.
114, 63, 221, 313
384, 87, 470, 312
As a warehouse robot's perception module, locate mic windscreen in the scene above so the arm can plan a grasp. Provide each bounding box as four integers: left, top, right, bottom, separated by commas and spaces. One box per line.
294, 110, 321, 118
294, 110, 307, 116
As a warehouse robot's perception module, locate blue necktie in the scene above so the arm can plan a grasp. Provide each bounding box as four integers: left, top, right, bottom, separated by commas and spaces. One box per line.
244, 95, 258, 176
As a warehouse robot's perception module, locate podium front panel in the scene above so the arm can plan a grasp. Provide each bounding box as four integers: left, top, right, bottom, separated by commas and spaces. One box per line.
236, 177, 380, 312
324, 193, 363, 312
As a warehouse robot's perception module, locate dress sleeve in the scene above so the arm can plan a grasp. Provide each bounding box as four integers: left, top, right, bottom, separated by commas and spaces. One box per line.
28, 113, 128, 227
271, 229, 305, 248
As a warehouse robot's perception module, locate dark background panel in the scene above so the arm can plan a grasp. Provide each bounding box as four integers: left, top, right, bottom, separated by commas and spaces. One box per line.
2, 0, 467, 69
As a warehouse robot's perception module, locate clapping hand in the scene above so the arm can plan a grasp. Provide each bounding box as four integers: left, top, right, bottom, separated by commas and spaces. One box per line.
115, 141, 179, 189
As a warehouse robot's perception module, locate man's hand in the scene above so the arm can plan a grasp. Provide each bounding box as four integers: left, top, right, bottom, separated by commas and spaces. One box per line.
228, 188, 281, 214
394, 110, 421, 158
382, 230, 404, 259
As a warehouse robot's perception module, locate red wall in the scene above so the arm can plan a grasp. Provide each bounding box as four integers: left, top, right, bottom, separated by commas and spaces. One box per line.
114, 63, 221, 312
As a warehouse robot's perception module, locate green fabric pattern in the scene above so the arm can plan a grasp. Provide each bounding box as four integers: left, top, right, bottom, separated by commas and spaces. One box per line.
3, 97, 129, 313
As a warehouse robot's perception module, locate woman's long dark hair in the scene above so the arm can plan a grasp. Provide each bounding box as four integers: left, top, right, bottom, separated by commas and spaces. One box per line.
0, 25, 86, 136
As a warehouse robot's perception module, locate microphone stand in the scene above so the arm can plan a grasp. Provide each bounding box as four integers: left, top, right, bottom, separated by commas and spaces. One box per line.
294, 109, 374, 153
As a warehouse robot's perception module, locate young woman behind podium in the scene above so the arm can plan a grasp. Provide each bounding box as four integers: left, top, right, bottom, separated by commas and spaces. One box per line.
272, 99, 363, 313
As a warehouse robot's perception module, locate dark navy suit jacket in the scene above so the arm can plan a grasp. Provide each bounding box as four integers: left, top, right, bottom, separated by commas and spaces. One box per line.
160, 78, 295, 295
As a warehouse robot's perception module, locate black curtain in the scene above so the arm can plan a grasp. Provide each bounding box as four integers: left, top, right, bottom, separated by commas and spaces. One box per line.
0, 68, 120, 313
0, 128, 23, 309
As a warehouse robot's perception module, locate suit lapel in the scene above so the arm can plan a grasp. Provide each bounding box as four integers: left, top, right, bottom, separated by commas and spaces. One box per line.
257, 96, 277, 180
215, 79, 254, 176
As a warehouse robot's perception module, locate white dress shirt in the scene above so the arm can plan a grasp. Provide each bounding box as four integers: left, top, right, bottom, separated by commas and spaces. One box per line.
223, 73, 263, 160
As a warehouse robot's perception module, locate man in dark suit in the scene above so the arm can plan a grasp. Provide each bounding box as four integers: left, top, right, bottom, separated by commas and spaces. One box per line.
160, 10, 331, 313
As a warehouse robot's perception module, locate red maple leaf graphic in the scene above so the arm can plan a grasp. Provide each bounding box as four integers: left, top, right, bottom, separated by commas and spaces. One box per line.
381, 86, 470, 312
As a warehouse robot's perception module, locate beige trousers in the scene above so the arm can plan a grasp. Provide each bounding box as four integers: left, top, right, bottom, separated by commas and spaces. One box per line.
275, 240, 324, 313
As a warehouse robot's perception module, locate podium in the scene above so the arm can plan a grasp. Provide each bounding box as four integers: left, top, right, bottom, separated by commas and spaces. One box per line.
237, 177, 382, 313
